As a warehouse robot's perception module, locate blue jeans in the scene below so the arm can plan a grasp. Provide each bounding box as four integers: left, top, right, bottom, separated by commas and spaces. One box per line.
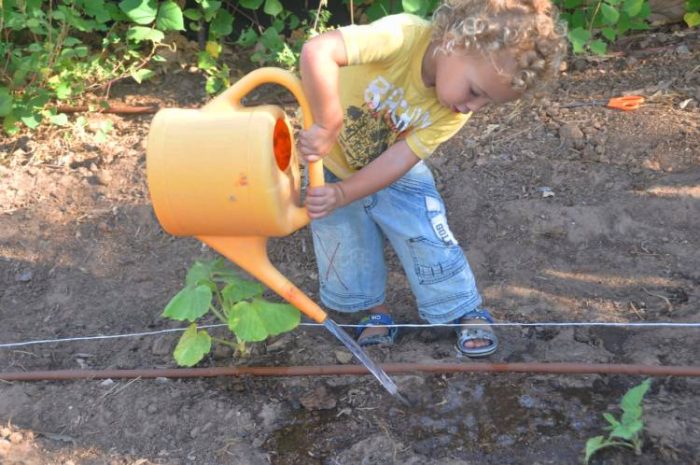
310, 162, 482, 324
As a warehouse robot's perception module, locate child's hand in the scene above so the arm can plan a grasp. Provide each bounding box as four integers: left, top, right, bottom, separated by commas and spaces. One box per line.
305, 183, 346, 219
297, 123, 338, 162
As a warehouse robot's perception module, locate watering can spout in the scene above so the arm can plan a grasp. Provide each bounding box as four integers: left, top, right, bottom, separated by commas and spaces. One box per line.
198, 235, 328, 324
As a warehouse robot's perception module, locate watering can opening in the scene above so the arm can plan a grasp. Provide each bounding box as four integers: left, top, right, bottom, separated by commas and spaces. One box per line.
273, 118, 292, 172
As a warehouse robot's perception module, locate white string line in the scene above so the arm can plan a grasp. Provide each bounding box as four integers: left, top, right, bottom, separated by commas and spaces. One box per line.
1, 321, 700, 350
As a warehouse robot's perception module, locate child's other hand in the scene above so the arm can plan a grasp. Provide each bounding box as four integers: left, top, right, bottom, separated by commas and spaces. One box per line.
305, 183, 345, 219
297, 123, 338, 162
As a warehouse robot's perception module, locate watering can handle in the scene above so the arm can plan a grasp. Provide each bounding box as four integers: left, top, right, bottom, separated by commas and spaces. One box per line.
205, 67, 324, 189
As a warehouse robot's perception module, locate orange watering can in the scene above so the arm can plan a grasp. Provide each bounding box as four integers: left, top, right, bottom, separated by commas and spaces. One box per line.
146, 67, 327, 324
145, 68, 406, 402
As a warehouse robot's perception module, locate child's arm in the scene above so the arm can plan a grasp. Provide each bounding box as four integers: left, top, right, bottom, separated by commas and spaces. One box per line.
305, 140, 420, 219
298, 28, 421, 219
297, 31, 348, 162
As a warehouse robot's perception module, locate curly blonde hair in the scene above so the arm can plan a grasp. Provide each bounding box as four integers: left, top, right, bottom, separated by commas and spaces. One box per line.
432, 0, 567, 94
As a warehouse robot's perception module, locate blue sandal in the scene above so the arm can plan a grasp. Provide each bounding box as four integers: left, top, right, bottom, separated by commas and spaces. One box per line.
455, 308, 498, 357
355, 313, 399, 347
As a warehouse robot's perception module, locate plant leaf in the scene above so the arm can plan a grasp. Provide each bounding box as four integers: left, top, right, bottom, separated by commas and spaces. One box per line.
255, 299, 300, 335
130, 68, 155, 83
584, 435, 610, 464
21, 113, 42, 129
621, 379, 651, 414
55, 82, 72, 100
602, 27, 617, 41
183, 8, 201, 20
3, 114, 20, 135
402, 0, 423, 13
617, 11, 631, 34
126, 25, 164, 42
210, 8, 234, 37
684, 12, 700, 27
173, 324, 211, 366
590, 39, 607, 55
623, 0, 644, 17
239, 0, 264, 9
185, 260, 219, 287
568, 27, 590, 54
200, 0, 222, 21
119, 0, 157, 25
611, 419, 643, 440
162, 284, 212, 321
156, 0, 184, 31
50, 113, 69, 126
601, 3, 620, 24
221, 279, 264, 304
263, 0, 283, 16
603, 412, 621, 428
228, 298, 300, 342
0, 87, 12, 117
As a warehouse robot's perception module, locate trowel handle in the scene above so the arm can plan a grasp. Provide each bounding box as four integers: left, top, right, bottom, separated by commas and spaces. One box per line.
210, 67, 324, 189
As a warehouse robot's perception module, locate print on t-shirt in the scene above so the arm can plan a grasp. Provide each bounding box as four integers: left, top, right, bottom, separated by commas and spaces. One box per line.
338, 76, 433, 169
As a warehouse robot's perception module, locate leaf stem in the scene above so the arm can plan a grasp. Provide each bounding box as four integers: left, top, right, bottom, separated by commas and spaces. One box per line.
211, 336, 238, 349
589, 0, 603, 36
209, 304, 226, 323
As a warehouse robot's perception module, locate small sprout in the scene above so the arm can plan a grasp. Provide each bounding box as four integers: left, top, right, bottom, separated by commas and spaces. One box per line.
584, 379, 651, 464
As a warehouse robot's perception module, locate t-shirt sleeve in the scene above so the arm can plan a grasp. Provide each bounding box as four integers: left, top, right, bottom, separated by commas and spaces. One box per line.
338, 16, 409, 66
405, 113, 471, 159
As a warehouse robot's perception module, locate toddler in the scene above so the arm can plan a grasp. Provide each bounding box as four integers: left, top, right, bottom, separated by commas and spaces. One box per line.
297, 0, 566, 356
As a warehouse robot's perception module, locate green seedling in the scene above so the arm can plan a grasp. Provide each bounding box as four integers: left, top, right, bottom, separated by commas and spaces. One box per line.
584, 378, 652, 464
162, 258, 300, 366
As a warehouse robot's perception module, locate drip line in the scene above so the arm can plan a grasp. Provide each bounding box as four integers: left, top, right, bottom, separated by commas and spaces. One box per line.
1, 321, 699, 350
1, 362, 700, 382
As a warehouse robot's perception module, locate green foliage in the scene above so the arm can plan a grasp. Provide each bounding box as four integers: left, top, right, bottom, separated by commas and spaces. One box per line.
2, 0, 695, 137
342, 0, 439, 21
234, 6, 333, 70
162, 259, 300, 367
0, 0, 181, 135
686, 0, 700, 27
584, 379, 652, 464
554, 0, 651, 55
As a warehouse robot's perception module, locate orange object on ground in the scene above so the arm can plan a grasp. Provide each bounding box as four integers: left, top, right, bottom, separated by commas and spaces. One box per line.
563, 95, 645, 111
146, 68, 327, 323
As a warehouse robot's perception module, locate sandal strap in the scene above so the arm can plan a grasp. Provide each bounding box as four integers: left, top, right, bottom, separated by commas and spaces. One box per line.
355, 313, 396, 338
456, 308, 494, 325
460, 328, 497, 342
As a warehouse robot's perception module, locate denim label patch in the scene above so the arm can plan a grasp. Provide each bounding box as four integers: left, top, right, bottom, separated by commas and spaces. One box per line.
425, 196, 457, 245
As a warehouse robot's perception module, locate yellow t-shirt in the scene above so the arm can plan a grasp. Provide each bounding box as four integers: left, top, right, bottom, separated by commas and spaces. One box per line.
324, 13, 471, 179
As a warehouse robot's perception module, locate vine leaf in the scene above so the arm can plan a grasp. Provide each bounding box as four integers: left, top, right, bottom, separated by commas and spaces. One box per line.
173, 324, 212, 366
228, 299, 300, 342
162, 284, 212, 322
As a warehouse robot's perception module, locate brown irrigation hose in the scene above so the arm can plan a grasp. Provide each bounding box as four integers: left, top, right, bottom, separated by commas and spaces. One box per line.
2, 362, 700, 382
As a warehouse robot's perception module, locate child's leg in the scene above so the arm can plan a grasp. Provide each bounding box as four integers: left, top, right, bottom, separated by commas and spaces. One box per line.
310, 169, 387, 316
370, 162, 495, 352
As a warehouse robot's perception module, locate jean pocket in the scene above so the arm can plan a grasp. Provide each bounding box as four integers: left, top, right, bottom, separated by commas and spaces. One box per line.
408, 236, 467, 285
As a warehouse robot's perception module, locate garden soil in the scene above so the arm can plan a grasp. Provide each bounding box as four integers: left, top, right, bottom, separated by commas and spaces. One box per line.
1, 29, 699, 465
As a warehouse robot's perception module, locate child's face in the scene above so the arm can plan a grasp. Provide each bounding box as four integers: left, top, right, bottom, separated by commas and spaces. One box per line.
433, 49, 521, 114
